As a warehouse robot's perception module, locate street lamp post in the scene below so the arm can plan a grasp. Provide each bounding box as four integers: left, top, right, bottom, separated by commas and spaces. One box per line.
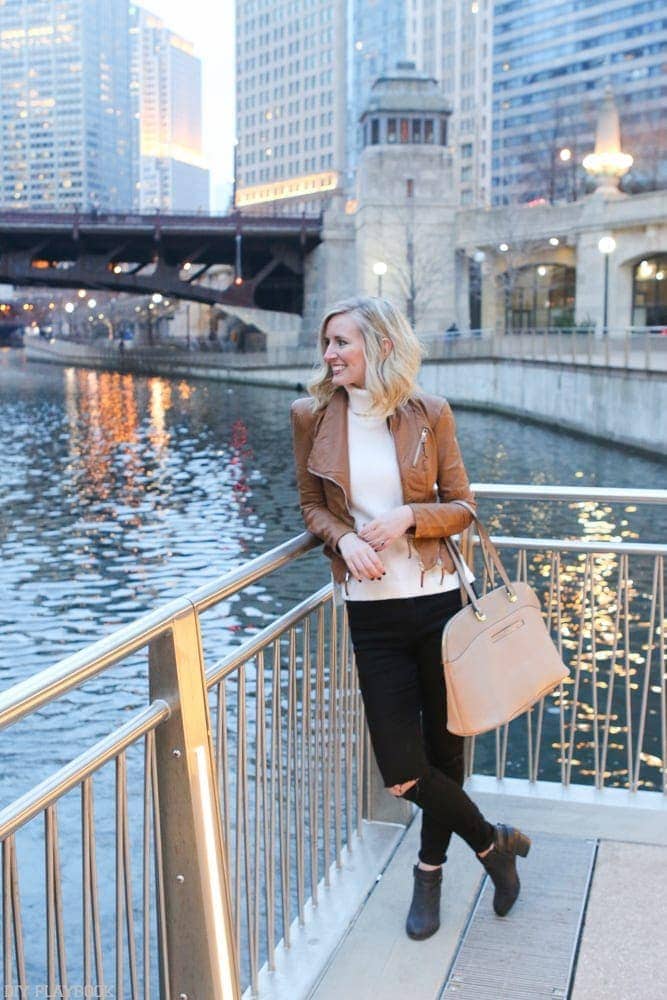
598, 236, 616, 337
559, 147, 578, 201
372, 261, 387, 297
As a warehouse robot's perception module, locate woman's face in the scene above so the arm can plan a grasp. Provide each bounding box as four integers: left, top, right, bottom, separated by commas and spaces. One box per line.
322, 313, 367, 389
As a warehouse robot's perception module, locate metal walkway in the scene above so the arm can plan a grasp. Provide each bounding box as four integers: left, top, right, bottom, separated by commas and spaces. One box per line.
310, 780, 667, 1000
442, 835, 596, 998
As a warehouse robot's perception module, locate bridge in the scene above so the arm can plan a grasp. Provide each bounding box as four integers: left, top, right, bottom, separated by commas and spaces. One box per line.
0, 209, 323, 313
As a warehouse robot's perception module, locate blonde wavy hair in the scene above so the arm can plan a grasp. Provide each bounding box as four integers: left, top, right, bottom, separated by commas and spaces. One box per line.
308, 296, 424, 416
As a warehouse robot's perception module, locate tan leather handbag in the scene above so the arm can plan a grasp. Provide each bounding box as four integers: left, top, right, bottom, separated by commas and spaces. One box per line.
442, 501, 569, 737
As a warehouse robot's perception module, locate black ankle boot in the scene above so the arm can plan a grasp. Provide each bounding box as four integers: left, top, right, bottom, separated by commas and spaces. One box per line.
406, 864, 442, 940
479, 824, 531, 917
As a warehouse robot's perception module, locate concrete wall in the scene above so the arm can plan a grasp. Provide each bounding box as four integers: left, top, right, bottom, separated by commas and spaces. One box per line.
27, 337, 665, 456
419, 358, 667, 456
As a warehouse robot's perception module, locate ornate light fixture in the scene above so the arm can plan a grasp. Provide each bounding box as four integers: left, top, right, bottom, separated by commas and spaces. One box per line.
583, 86, 633, 196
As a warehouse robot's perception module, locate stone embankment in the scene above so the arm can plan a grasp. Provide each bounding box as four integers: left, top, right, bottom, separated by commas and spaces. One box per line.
25, 337, 666, 457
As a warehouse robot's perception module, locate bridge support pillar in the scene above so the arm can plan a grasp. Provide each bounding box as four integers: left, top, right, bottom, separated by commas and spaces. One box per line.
301, 192, 356, 344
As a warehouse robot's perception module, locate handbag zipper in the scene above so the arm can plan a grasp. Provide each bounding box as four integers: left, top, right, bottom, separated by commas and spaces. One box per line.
412, 427, 428, 466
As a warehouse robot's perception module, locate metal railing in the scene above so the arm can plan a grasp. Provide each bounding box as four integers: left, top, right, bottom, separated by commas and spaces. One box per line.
416, 326, 667, 371
26, 325, 667, 375
0, 486, 665, 998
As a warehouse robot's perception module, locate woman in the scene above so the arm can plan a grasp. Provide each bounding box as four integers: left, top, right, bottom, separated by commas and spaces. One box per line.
291, 297, 530, 941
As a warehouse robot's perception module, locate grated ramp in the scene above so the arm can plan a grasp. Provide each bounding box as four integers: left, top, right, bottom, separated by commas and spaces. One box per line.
441, 834, 596, 999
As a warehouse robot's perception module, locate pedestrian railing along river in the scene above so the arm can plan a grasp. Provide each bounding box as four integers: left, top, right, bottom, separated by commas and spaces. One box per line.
29, 324, 667, 375
0, 486, 665, 998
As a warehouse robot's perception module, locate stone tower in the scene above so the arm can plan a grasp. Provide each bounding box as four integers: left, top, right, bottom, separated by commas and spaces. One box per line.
353, 63, 457, 334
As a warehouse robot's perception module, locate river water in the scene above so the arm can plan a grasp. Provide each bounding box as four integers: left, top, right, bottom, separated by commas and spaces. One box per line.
0, 348, 665, 983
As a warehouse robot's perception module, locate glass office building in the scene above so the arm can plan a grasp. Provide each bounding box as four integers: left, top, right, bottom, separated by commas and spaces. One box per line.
492, 0, 667, 205
130, 6, 210, 212
347, 0, 408, 176
0, 0, 135, 211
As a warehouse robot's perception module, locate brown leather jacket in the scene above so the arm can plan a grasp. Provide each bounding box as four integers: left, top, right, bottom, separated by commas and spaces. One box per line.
290, 388, 476, 584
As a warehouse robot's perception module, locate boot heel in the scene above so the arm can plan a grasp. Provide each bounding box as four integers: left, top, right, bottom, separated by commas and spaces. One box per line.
515, 833, 531, 857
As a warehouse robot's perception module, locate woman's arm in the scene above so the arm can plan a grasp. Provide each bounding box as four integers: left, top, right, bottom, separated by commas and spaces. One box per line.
407, 400, 476, 538
290, 402, 355, 551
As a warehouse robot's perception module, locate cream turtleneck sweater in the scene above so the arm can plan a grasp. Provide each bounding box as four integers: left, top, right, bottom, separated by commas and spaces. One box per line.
344, 386, 473, 601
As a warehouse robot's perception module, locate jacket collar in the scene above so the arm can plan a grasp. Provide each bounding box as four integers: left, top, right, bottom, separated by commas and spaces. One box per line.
307, 388, 350, 495
307, 388, 422, 499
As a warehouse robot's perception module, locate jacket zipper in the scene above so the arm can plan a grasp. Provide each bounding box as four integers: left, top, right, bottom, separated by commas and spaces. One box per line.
412, 427, 428, 466
306, 467, 354, 521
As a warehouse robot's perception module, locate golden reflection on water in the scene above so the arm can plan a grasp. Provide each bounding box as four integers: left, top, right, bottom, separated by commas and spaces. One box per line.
481, 498, 665, 790
62, 368, 173, 514
148, 377, 172, 454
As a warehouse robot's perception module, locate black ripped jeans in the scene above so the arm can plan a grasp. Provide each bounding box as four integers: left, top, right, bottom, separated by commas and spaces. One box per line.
347, 590, 495, 866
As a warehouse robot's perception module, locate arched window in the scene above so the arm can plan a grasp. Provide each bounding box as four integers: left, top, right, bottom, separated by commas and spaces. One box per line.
632, 255, 667, 328
503, 264, 575, 331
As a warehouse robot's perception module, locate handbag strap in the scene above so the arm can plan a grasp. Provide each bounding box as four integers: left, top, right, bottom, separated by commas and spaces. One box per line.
444, 535, 487, 619
448, 499, 518, 604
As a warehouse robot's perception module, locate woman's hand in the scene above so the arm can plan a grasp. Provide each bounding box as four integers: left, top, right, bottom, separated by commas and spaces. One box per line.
338, 532, 386, 581
358, 505, 415, 552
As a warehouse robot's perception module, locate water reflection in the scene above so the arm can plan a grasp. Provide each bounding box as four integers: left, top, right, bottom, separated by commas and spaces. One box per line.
0, 350, 665, 793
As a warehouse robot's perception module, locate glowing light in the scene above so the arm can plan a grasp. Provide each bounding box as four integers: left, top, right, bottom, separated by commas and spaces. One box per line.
64, 302, 75, 313
598, 236, 616, 255
583, 150, 633, 178
77, 289, 86, 298
235, 170, 339, 207
372, 261, 387, 277
87, 298, 97, 309
549, 237, 560, 247
499, 243, 509, 252
559, 148, 572, 162
183, 261, 192, 271
637, 259, 655, 280
151, 293, 163, 304
537, 265, 547, 277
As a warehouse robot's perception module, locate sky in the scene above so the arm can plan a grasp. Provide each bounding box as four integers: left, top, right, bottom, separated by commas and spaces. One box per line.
144, 0, 236, 210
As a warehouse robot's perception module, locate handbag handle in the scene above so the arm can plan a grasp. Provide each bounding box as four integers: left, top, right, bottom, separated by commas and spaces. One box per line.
444, 535, 488, 620
447, 499, 518, 612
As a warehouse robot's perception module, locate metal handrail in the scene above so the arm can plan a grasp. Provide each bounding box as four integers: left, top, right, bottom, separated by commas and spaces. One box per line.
0, 532, 318, 732
0, 485, 664, 998
0, 702, 170, 840
1, 489, 665, 732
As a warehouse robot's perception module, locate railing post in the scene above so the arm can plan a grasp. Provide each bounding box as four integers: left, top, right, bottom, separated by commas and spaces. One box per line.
149, 607, 241, 1000
363, 756, 413, 825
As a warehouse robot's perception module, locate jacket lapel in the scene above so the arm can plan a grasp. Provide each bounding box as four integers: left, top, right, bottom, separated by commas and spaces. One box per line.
307, 390, 426, 505
306, 389, 351, 501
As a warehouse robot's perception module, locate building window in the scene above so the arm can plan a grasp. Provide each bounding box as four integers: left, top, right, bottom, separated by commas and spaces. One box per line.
406, 178, 414, 198
504, 264, 575, 331
371, 118, 379, 144
424, 119, 434, 143
412, 119, 422, 143
440, 119, 448, 145
400, 118, 409, 143
387, 118, 397, 143
632, 255, 667, 327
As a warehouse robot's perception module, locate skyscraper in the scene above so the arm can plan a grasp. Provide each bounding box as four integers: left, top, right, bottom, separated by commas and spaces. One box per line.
0, 0, 135, 211
491, 0, 667, 205
131, 6, 210, 213
234, 0, 347, 210
413, 0, 493, 207
235, 0, 490, 211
